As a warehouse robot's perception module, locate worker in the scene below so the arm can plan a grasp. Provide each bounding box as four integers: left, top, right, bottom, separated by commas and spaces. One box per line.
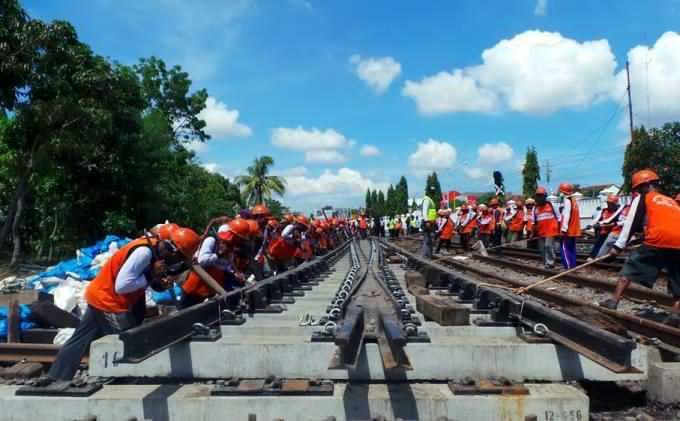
558, 183, 581, 269
531, 187, 559, 269
180, 222, 247, 309
524, 198, 536, 250
268, 215, 306, 273
589, 195, 622, 259
359, 213, 368, 239
596, 199, 632, 258
45, 227, 199, 383
506, 200, 525, 243
456, 203, 477, 252
435, 209, 455, 254
489, 198, 504, 249
421, 186, 438, 258
599, 169, 680, 326
477, 204, 494, 247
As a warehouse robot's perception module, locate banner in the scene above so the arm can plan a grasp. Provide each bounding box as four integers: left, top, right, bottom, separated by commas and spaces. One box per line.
448, 191, 458, 204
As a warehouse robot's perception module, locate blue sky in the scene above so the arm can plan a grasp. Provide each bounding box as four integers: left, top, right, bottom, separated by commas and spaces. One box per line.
25, 0, 680, 211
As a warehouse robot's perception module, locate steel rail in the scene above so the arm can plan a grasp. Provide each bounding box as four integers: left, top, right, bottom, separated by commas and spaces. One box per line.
381, 240, 643, 373
117, 240, 352, 363
0, 343, 88, 364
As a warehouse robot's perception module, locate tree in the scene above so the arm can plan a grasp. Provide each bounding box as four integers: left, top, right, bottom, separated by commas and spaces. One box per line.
425, 172, 442, 204
236, 156, 286, 206
395, 176, 409, 214
377, 190, 385, 216
386, 185, 396, 216
365, 189, 373, 214
371, 190, 379, 216
265, 198, 289, 219
622, 123, 680, 194
522, 146, 541, 197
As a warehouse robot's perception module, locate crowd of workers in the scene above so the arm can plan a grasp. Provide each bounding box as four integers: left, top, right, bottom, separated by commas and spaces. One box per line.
41, 168, 680, 385
46, 205, 354, 383
418, 169, 680, 327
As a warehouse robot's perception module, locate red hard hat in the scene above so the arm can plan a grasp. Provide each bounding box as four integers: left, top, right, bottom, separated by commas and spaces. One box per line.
170, 227, 201, 259
228, 218, 251, 239
296, 215, 310, 228
252, 204, 271, 217
535, 187, 547, 195
158, 223, 179, 241
606, 195, 619, 204
631, 169, 660, 190
558, 182, 574, 195
247, 219, 261, 237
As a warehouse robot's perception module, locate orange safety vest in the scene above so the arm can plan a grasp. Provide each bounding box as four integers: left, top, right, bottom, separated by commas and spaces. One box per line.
183, 265, 226, 299
439, 218, 455, 240
644, 192, 680, 249
85, 238, 154, 313
525, 208, 534, 232
477, 213, 494, 235
269, 237, 297, 261
534, 203, 559, 238
458, 212, 477, 234
564, 197, 581, 237
509, 209, 525, 232
359, 217, 368, 230
598, 207, 619, 235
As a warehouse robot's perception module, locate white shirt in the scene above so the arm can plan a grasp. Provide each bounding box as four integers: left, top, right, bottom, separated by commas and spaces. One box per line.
196, 236, 234, 272
614, 196, 641, 250
560, 197, 572, 234
115, 246, 152, 295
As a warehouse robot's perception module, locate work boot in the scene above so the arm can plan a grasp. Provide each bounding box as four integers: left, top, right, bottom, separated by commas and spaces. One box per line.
598, 298, 619, 310
663, 313, 680, 328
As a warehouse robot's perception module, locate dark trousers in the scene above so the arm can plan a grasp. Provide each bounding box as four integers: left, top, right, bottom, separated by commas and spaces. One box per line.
590, 231, 607, 258
460, 233, 470, 251
479, 233, 491, 248
436, 238, 451, 253
48, 305, 139, 381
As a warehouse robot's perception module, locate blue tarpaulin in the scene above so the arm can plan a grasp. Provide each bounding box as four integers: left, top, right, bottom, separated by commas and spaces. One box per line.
27, 235, 131, 290
0, 304, 35, 339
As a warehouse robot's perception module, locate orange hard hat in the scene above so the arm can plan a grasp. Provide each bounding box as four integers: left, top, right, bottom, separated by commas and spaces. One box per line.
170, 227, 200, 259
267, 218, 280, 229
296, 215, 310, 228
320, 221, 329, 230
252, 204, 271, 217
606, 195, 619, 204
228, 218, 251, 239
157, 223, 179, 240
631, 169, 659, 190
558, 182, 574, 195
284, 214, 296, 224
535, 187, 547, 195
247, 219, 261, 237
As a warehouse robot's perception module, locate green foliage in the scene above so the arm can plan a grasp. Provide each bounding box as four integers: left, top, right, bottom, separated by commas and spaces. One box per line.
522, 146, 540, 197
265, 198, 288, 218
236, 156, 286, 206
622, 124, 680, 194
476, 192, 496, 205
365, 189, 372, 214
425, 172, 442, 203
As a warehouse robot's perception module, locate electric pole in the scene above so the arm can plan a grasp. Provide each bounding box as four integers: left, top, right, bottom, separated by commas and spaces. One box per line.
626, 61, 634, 142
545, 160, 551, 186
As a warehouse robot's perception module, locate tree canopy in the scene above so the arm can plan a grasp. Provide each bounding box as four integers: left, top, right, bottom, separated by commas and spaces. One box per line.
522, 146, 540, 197
622, 124, 680, 194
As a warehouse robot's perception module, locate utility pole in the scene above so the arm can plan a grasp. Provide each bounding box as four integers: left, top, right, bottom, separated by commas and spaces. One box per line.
545, 160, 551, 186
626, 61, 634, 142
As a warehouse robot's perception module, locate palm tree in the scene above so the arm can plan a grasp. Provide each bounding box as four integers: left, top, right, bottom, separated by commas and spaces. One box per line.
236, 156, 286, 206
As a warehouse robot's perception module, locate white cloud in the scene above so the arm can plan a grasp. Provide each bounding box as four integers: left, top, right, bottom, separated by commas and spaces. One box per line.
271, 127, 351, 151
534, 0, 547, 16
198, 96, 252, 138
186, 140, 208, 152
285, 168, 386, 195
350, 55, 402, 94
613, 31, 680, 126
408, 139, 457, 175
360, 145, 381, 157
478, 142, 514, 164
403, 30, 617, 115
271, 126, 354, 164
402, 70, 498, 114
201, 162, 220, 173
304, 150, 347, 164
463, 167, 488, 180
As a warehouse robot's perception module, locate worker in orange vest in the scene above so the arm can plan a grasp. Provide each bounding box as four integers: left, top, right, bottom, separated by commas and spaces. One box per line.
268, 215, 307, 273
180, 220, 249, 309
589, 195, 622, 259
599, 169, 680, 325
558, 182, 581, 269
531, 187, 560, 269
595, 199, 632, 258
489, 197, 504, 249
524, 198, 536, 250
46, 227, 200, 382
435, 209, 455, 253
456, 203, 477, 252
506, 200, 525, 243
359, 214, 368, 239
476, 204, 494, 248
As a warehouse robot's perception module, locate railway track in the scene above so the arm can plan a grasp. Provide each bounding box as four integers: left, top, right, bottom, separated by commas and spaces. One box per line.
383, 238, 680, 357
